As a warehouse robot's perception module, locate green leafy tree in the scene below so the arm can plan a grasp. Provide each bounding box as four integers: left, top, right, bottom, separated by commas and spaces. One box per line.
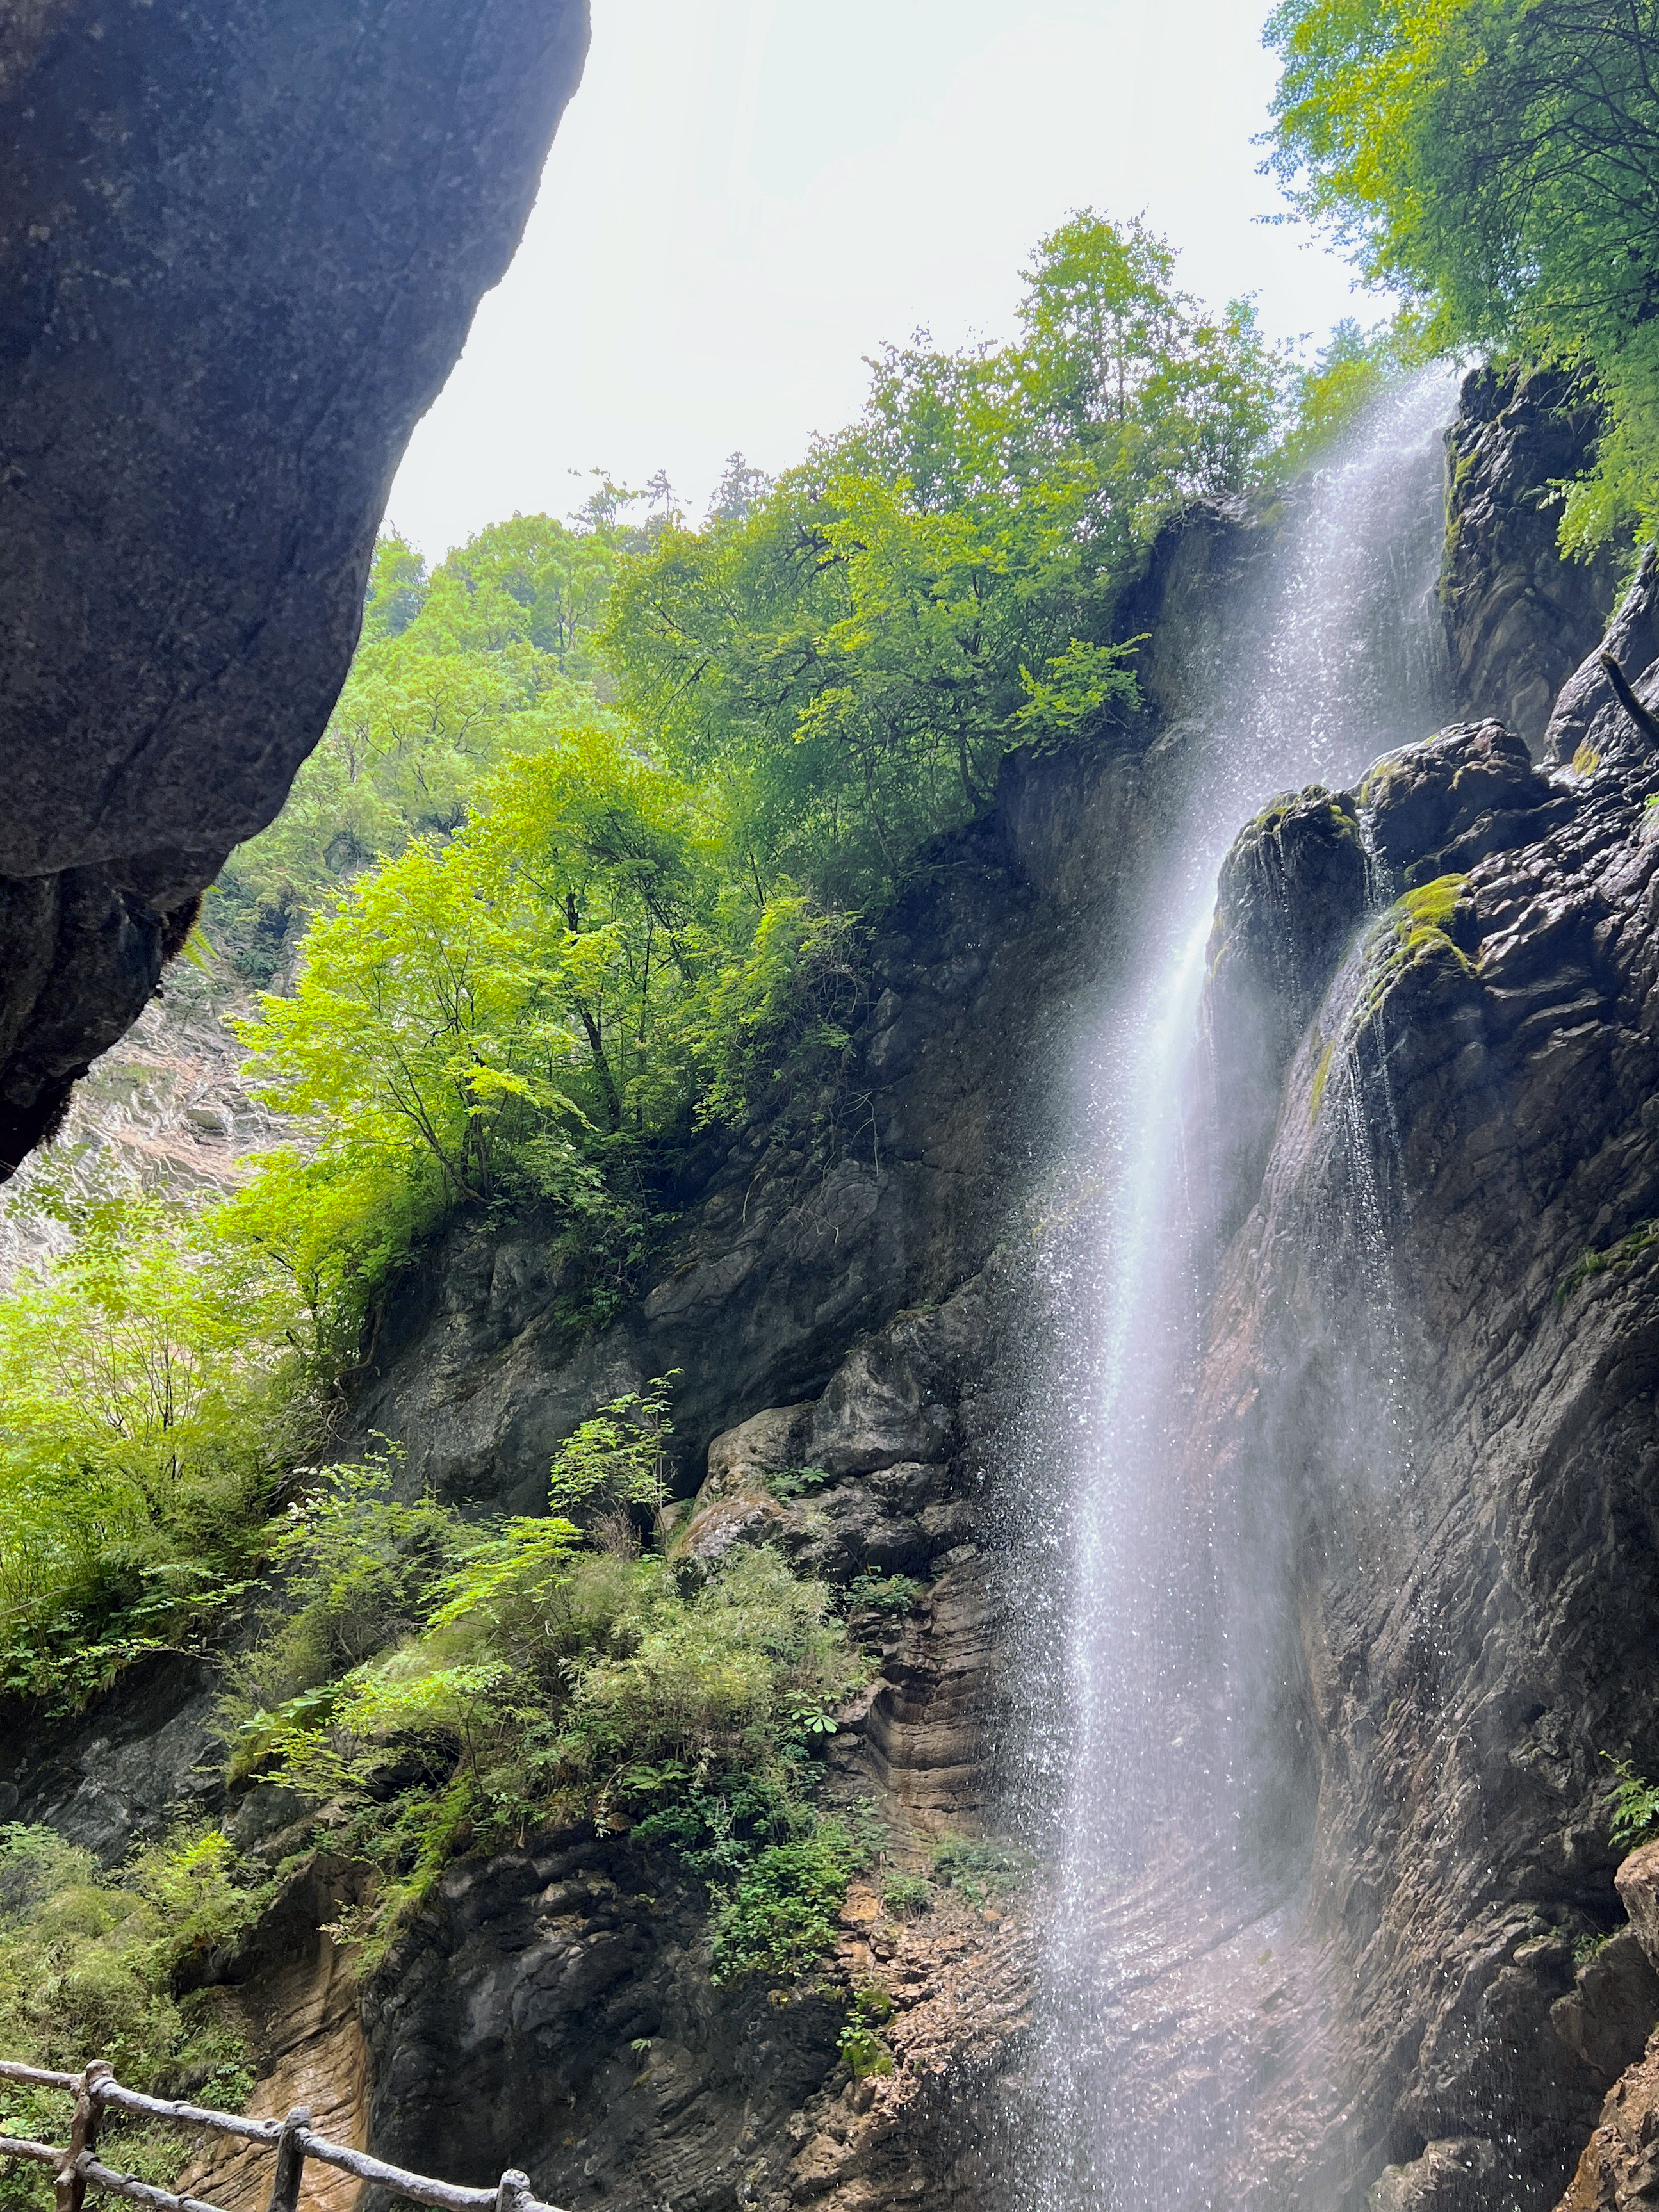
212, 515, 630, 979
1265, 0, 1659, 547
605, 211, 1287, 902
0, 1196, 310, 1700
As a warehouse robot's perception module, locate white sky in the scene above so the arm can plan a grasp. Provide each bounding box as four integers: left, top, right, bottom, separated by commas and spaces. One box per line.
384, 0, 1369, 560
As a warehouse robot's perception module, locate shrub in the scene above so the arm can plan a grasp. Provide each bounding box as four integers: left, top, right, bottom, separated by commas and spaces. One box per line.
846, 1572, 923, 1616
836, 1979, 896, 2078
880, 1871, 933, 1919
931, 1835, 1033, 1907
708, 1821, 872, 1985
235, 1443, 866, 1971
1605, 1756, 1659, 1851
0, 1825, 255, 2212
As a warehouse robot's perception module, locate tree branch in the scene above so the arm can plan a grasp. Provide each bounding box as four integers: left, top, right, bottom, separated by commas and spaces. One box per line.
1600, 651, 1659, 745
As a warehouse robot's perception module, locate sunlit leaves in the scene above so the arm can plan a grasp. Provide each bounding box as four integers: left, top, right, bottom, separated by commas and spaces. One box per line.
1265, 0, 1659, 544
605, 209, 1289, 902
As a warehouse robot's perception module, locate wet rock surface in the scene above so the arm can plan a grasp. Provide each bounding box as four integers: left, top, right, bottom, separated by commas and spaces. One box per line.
1174, 605, 1659, 2205
0, 0, 589, 1171
1200, 785, 1371, 1237
1439, 365, 1619, 747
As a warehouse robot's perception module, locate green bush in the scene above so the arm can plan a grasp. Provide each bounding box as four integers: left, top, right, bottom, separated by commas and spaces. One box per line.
1605, 1756, 1659, 1852
880, 1871, 933, 1919
846, 1572, 923, 1616
835, 1979, 895, 2077
0, 1825, 256, 2212
931, 1835, 1033, 1908
233, 1415, 865, 1968
708, 1820, 874, 1985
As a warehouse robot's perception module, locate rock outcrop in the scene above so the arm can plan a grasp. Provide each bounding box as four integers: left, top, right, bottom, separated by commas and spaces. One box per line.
1439, 365, 1620, 748
0, 0, 589, 1173
1554, 1846, 1659, 2208
1167, 587, 1659, 2206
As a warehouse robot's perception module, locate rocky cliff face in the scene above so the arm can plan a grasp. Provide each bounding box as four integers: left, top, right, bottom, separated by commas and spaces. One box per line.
16, 382, 1659, 2212
1157, 574, 1659, 2209
0, 0, 589, 1175
1439, 366, 1619, 747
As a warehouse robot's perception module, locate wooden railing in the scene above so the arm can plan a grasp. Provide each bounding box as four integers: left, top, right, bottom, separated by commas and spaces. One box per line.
0, 2061, 568, 2212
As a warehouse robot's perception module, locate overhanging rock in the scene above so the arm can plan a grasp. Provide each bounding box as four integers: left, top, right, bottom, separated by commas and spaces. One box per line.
0, 0, 589, 1171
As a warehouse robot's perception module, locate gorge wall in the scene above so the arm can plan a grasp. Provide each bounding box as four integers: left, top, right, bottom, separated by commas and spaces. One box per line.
15, 370, 1659, 2212
0, 0, 589, 1175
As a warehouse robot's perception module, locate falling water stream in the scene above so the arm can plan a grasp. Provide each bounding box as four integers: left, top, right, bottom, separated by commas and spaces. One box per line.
1006, 370, 1460, 2211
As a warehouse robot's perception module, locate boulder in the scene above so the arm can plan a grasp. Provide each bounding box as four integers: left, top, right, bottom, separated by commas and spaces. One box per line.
1369, 2138, 1498, 2212
1616, 1844, 1659, 1979
1553, 1930, 1659, 2083
1357, 718, 1557, 886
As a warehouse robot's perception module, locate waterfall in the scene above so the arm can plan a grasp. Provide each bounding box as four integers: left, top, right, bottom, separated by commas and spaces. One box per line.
1001, 368, 1460, 2211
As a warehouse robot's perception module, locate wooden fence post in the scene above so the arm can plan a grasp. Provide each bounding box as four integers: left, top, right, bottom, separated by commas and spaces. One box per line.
54, 2061, 111, 2212
265, 2108, 311, 2212
494, 2170, 533, 2212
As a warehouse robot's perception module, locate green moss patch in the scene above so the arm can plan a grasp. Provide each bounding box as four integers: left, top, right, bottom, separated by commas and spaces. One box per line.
1309, 1037, 1337, 1122
1558, 1219, 1659, 1303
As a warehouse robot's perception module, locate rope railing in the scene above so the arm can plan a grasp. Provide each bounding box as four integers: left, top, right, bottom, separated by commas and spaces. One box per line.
0, 2060, 568, 2212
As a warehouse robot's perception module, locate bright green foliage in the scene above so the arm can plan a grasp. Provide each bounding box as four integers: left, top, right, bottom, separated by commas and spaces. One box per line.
230, 724, 866, 1333
1276, 318, 1417, 477
560, 1547, 859, 1799
707, 1821, 874, 1985
1605, 1755, 1659, 1850
845, 1571, 923, 1615
1558, 1219, 1659, 1303
213, 517, 628, 980
235, 722, 711, 1202
544, 1376, 676, 1534
0, 1195, 313, 1703
229, 1427, 864, 1966
0, 1825, 256, 2212
880, 1870, 934, 1917
605, 211, 1287, 904
1265, 0, 1659, 548
227, 1452, 471, 1731
836, 1980, 896, 2077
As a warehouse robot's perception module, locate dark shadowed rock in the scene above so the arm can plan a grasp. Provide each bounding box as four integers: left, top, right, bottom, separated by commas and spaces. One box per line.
1552, 1931, 1659, 2083
1357, 717, 1560, 885
1544, 545, 1659, 769
0, 0, 589, 1172
1440, 366, 1619, 747
1167, 594, 1659, 2206
1, 1650, 224, 1860
1199, 785, 1370, 1237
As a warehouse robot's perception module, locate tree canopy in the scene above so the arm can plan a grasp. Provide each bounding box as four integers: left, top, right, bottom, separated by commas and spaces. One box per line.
605, 212, 1287, 902
1265, 0, 1659, 548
